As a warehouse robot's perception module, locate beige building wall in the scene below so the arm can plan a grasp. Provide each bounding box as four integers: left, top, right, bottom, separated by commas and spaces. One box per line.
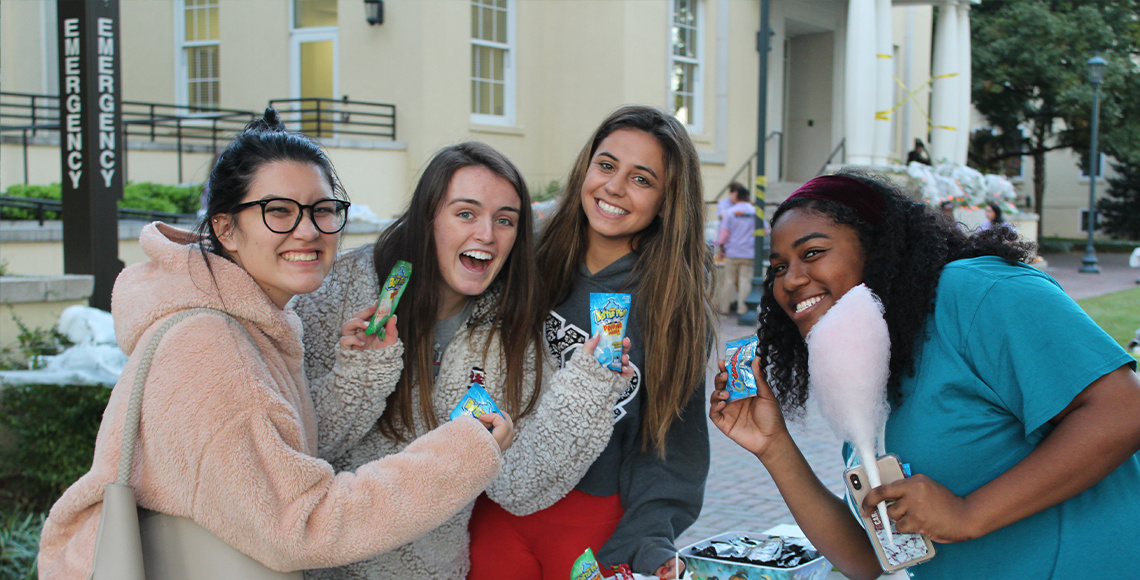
1036, 149, 1117, 240
4, 0, 951, 228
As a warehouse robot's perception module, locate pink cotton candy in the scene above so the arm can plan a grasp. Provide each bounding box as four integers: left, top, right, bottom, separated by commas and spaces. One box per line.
806, 283, 894, 544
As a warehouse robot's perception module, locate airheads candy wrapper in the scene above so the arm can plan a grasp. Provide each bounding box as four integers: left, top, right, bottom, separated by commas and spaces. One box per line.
365, 260, 412, 338
570, 548, 603, 580
590, 293, 631, 371
448, 382, 502, 427
725, 335, 759, 401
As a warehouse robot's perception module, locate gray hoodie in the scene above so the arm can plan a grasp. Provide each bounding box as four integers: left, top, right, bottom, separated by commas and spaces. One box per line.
544, 251, 710, 574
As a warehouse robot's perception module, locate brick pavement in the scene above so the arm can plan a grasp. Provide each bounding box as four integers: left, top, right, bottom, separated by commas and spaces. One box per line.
677, 250, 1139, 551
678, 322, 848, 549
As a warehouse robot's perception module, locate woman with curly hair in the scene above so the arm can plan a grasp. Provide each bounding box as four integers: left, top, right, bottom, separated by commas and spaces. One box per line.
710, 169, 1140, 579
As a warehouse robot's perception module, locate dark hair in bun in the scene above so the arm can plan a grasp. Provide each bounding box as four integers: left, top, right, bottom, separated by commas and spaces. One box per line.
194, 107, 346, 261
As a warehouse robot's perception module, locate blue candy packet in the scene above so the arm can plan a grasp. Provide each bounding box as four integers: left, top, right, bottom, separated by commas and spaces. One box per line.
589, 293, 631, 371
449, 382, 502, 425
725, 335, 759, 401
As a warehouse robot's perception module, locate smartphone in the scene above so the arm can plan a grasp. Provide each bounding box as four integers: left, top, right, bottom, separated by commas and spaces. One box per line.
843, 453, 936, 572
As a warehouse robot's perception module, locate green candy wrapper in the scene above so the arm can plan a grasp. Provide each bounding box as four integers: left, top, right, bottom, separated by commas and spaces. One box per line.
571, 548, 603, 580
366, 260, 412, 338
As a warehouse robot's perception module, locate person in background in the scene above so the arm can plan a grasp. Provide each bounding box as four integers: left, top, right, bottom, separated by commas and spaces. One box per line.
939, 200, 956, 223
468, 105, 714, 580
716, 181, 756, 316
293, 142, 630, 579
907, 138, 932, 165
710, 169, 1140, 579
977, 201, 1007, 232
38, 111, 514, 578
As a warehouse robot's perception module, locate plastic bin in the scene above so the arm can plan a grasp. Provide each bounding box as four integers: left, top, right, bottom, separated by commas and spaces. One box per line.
678, 530, 831, 580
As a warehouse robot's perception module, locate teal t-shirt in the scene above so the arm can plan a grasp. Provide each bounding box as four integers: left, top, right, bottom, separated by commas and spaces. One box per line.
846, 257, 1138, 578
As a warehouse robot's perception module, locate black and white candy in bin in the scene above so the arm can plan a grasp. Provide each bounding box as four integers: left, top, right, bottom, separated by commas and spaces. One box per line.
678, 528, 831, 580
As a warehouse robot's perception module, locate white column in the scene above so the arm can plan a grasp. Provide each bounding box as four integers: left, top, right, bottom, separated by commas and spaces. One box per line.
956, 2, 972, 165
873, 0, 894, 166
845, 0, 876, 166
930, 0, 959, 165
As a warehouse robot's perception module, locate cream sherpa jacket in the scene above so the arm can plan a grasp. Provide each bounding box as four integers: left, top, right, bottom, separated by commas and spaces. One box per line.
37, 223, 502, 579
293, 243, 629, 579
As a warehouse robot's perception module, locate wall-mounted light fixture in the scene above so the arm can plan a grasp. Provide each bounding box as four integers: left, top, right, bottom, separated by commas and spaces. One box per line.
364, 0, 383, 25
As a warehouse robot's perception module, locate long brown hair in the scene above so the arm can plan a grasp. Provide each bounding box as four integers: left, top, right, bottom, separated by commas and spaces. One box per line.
536, 105, 714, 456
373, 142, 542, 441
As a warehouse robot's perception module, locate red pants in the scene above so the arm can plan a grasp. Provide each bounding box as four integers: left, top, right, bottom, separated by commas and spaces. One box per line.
467, 489, 624, 580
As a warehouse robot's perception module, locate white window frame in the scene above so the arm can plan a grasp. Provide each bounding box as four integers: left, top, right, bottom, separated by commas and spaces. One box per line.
288, 7, 339, 102
174, 0, 221, 114
470, 0, 516, 126
1079, 152, 1107, 181
1079, 208, 1100, 233
669, 0, 704, 133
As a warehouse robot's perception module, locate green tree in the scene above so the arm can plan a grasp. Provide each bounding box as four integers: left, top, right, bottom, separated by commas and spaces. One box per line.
1096, 160, 1140, 240
970, 0, 1140, 234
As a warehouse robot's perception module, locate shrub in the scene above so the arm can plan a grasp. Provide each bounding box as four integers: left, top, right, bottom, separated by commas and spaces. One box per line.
0, 384, 109, 512
0, 508, 44, 579
0, 184, 60, 220
0, 309, 72, 371
123, 182, 203, 215
2, 182, 202, 219
1036, 238, 1073, 253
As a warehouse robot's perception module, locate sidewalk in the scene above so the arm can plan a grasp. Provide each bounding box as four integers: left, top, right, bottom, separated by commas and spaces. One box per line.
678, 250, 1138, 561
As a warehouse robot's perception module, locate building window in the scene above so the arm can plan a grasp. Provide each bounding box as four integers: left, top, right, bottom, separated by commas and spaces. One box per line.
471, 0, 514, 124
1079, 208, 1100, 233
671, 0, 702, 131
1080, 152, 1107, 180
294, 0, 337, 28
181, 0, 220, 111
291, 0, 338, 134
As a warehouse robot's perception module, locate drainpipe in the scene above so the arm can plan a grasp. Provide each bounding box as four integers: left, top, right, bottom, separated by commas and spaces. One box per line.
739, 0, 770, 325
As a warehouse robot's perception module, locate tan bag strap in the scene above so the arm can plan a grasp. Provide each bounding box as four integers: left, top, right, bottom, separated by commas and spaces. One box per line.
116, 308, 257, 485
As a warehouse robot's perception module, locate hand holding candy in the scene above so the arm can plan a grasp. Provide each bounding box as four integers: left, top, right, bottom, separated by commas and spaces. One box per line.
583, 332, 634, 380
480, 410, 515, 453
709, 356, 791, 460
653, 556, 685, 580
339, 303, 398, 350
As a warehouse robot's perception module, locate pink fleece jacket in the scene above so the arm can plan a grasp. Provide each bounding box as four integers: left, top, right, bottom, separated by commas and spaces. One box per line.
37, 223, 502, 578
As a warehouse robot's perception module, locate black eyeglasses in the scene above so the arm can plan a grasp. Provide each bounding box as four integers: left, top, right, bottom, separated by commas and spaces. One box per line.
233, 198, 351, 234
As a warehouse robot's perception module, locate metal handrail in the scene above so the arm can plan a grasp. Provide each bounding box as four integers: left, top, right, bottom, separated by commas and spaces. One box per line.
268, 96, 397, 140
1, 91, 400, 186
714, 131, 784, 201
0, 195, 197, 226
715, 152, 758, 201
0, 92, 61, 136
818, 138, 846, 176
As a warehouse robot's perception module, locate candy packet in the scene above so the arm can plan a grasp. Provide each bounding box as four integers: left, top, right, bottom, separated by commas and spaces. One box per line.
609, 564, 634, 580
448, 382, 502, 426
590, 293, 631, 371
365, 260, 412, 338
570, 548, 603, 580
725, 335, 759, 401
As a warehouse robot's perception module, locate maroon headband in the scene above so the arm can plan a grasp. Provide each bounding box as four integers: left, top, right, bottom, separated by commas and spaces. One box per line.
781, 174, 886, 226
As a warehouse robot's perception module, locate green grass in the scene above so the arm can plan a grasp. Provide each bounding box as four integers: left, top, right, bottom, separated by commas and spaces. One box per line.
1076, 287, 1140, 352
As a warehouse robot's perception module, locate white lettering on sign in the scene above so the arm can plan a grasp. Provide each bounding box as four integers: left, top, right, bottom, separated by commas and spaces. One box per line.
63, 18, 82, 187
96, 17, 116, 187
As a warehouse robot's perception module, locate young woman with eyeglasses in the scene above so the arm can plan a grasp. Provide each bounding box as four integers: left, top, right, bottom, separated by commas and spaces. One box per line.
39, 110, 515, 577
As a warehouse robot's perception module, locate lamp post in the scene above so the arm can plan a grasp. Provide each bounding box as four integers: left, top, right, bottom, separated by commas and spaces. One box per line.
1080, 55, 1106, 274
